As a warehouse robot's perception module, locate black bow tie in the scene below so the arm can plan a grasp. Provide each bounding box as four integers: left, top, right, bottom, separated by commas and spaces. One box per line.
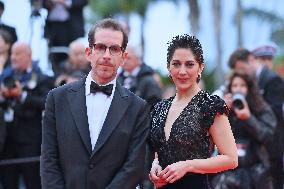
90, 81, 113, 96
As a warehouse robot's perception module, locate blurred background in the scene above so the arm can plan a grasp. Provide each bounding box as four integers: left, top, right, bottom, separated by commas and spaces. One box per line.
0, 1, 283, 189
1, 0, 284, 91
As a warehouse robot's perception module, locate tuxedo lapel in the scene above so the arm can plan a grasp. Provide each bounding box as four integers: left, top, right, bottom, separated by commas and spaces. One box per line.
67, 78, 92, 155
91, 83, 130, 156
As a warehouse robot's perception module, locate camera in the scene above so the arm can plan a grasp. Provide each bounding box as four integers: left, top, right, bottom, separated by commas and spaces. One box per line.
232, 93, 245, 109
3, 75, 17, 89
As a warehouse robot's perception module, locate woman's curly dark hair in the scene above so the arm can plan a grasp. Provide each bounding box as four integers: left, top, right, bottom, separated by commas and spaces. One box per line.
166, 34, 204, 68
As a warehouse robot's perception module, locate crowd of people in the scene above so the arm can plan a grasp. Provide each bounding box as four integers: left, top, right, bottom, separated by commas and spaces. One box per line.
0, 1, 283, 189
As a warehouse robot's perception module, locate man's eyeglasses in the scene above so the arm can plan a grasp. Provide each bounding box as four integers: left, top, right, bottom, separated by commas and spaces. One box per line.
93, 43, 124, 56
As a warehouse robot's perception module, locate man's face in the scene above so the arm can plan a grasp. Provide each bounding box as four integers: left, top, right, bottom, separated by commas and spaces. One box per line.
10, 44, 31, 72
256, 56, 273, 70
69, 43, 88, 69
122, 48, 140, 73
234, 60, 253, 76
85, 28, 126, 85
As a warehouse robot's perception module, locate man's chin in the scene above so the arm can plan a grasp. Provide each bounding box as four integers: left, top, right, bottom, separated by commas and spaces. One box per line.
98, 75, 115, 83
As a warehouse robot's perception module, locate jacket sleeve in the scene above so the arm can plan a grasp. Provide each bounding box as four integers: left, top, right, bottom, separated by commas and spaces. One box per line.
40, 91, 65, 189
244, 106, 277, 144
105, 102, 151, 189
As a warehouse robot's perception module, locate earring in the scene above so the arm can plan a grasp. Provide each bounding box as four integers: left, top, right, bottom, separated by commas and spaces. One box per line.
196, 74, 201, 83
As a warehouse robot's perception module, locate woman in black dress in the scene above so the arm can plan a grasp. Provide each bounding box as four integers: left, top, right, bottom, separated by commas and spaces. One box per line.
149, 34, 238, 189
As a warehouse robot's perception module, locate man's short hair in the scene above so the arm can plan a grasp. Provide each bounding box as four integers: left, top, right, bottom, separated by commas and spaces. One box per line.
228, 48, 251, 68
88, 18, 128, 51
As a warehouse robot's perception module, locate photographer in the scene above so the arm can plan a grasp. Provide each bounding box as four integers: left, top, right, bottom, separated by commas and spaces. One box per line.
212, 71, 276, 189
0, 42, 52, 189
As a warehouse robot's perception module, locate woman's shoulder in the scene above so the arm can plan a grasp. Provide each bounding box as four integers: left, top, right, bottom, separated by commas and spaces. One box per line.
199, 90, 228, 108
198, 90, 230, 128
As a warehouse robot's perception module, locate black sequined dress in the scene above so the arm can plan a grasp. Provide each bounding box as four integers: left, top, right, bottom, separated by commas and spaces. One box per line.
150, 90, 229, 189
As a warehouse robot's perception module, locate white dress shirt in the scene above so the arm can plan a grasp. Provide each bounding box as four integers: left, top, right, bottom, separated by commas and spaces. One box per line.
85, 72, 116, 150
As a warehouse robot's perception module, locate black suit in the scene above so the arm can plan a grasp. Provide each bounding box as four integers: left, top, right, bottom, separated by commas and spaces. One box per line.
0, 23, 17, 44
41, 78, 150, 189
257, 66, 284, 189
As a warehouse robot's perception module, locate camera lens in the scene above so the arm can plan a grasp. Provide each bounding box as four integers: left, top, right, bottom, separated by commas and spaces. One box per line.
232, 93, 245, 109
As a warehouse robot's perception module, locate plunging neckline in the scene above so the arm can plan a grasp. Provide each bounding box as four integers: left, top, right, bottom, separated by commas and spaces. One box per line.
163, 90, 203, 142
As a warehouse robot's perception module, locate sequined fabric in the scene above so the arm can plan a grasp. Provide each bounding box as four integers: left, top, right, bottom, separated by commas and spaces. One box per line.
150, 90, 229, 169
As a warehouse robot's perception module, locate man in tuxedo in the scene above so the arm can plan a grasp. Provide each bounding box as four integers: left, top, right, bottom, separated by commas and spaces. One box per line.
0, 1, 17, 44
228, 48, 284, 189
41, 18, 151, 189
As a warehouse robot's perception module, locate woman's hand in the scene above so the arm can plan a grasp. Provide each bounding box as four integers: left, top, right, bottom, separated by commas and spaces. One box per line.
149, 159, 167, 188
159, 161, 190, 184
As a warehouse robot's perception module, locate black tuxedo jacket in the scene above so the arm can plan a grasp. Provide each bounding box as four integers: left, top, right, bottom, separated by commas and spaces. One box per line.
41, 78, 151, 189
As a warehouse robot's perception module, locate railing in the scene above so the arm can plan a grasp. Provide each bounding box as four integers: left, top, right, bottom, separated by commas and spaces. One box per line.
0, 156, 40, 166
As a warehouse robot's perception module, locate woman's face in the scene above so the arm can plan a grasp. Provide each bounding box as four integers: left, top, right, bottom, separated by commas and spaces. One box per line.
230, 76, 248, 96
168, 48, 203, 92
